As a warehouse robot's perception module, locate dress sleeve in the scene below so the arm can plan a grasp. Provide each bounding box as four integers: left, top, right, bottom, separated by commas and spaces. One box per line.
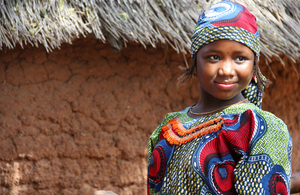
147, 116, 167, 166
147, 112, 179, 195
234, 110, 292, 195
147, 111, 182, 165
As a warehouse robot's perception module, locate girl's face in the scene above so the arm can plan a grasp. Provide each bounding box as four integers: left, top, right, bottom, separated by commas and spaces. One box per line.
196, 40, 254, 101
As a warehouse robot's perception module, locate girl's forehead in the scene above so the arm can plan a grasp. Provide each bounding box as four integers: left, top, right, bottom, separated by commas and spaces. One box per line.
198, 40, 254, 53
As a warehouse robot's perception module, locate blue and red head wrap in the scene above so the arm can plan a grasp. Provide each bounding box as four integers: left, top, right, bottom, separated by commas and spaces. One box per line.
191, 0, 265, 108
191, 0, 260, 58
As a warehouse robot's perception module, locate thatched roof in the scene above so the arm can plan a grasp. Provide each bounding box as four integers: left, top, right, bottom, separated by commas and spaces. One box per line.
1, 0, 300, 63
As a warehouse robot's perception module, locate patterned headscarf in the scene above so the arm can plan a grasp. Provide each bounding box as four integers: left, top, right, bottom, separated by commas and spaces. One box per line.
191, 0, 265, 108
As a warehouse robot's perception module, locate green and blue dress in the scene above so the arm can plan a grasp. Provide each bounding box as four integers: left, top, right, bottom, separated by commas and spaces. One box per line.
148, 103, 292, 195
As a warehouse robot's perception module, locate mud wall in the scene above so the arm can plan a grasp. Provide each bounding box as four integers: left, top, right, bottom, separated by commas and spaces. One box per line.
0, 38, 299, 195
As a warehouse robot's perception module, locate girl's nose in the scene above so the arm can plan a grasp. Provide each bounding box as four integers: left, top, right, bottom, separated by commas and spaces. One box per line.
218, 60, 235, 76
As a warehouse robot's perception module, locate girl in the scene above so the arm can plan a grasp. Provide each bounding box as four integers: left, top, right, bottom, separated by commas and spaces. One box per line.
147, 1, 292, 194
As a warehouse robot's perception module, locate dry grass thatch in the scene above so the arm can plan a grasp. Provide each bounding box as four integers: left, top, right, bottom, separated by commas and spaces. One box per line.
1, 0, 300, 62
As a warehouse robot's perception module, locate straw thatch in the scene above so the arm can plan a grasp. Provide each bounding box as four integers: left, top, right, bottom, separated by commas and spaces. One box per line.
1, 0, 300, 63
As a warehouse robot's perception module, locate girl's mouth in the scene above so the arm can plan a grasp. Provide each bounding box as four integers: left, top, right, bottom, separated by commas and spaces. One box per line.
214, 82, 237, 90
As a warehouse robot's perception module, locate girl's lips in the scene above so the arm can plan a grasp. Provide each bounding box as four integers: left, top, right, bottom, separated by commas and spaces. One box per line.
214, 82, 236, 90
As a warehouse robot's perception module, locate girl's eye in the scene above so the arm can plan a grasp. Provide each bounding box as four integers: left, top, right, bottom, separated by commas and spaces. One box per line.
235, 56, 247, 62
208, 55, 220, 61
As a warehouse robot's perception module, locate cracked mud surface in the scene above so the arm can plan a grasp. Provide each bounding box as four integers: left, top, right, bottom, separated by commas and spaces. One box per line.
0, 39, 299, 195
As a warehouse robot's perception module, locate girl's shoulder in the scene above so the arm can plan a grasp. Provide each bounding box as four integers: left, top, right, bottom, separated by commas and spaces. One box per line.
256, 109, 286, 126
162, 107, 191, 123
147, 107, 191, 164
149, 107, 191, 141
224, 103, 289, 137
225, 103, 287, 127
254, 109, 290, 141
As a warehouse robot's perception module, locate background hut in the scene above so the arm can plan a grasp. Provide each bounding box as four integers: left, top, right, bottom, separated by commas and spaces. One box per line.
0, 0, 300, 194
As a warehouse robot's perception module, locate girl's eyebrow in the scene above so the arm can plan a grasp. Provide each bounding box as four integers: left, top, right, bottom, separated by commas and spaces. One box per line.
204, 49, 221, 53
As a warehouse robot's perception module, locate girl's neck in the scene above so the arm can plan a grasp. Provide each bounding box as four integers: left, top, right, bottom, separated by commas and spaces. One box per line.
192, 93, 246, 115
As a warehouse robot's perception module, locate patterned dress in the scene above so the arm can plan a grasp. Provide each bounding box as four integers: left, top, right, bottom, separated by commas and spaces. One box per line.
147, 103, 292, 195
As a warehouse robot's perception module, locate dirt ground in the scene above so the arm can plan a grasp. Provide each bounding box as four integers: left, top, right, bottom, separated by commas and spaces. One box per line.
0, 38, 299, 195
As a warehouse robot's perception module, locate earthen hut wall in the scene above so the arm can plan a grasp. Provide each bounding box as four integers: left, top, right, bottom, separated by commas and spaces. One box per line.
0, 38, 299, 195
